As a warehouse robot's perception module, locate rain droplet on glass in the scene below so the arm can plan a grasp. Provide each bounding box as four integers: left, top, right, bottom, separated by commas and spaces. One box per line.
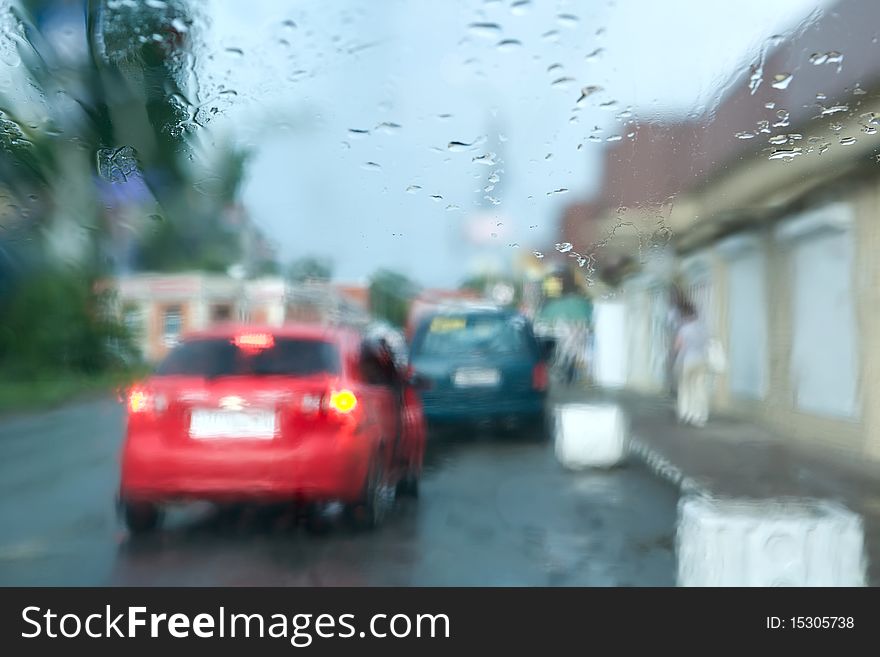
772, 110, 791, 128
448, 139, 483, 152
577, 85, 602, 104
585, 48, 604, 63
770, 73, 793, 90
496, 39, 523, 52
821, 104, 848, 116
375, 122, 402, 134
511, 0, 531, 16
468, 22, 503, 39
768, 148, 803, 161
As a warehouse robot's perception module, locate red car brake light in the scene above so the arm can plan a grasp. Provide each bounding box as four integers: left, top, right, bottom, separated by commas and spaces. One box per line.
233, 332, 275, 353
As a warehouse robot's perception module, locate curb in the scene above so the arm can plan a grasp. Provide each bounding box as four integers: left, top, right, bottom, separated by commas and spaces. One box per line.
626, 435, 708, 497
624, 418, 874, 586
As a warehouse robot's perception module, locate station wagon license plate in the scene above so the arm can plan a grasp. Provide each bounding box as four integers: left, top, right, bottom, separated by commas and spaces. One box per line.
453, 367, 500, 387
189, 409, 277, 439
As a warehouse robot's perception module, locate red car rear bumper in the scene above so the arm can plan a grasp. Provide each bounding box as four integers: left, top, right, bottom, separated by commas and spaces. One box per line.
120, 431, 373, 504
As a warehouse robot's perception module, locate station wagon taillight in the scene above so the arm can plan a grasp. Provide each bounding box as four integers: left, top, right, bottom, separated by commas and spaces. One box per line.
532, 363, 548, 391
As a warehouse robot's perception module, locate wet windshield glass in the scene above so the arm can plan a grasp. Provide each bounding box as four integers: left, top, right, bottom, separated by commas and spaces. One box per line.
2, 0, 878, 590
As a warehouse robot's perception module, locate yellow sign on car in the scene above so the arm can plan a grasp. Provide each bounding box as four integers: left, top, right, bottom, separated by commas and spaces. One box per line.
543, 276, 563, 298
430, 317, 467, 332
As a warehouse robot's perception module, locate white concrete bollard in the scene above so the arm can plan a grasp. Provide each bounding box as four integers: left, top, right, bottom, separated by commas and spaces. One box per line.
553, 403, 628, 469
676, 496, 867, 586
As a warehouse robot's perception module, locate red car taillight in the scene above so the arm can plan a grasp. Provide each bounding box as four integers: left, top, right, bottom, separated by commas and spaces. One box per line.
325, 389, 358, 415
296, 388, 360, 427
532, 363, 548, 391
126, 386, 167, 415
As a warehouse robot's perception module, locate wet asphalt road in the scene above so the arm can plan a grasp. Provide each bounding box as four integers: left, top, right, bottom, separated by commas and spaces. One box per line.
0, 395, 678, 586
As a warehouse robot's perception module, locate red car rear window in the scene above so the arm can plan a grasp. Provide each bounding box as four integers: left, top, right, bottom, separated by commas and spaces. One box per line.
155, 337, 341, 378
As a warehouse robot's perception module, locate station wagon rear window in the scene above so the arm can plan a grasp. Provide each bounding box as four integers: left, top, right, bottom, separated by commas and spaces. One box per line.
414, 315, 532, 357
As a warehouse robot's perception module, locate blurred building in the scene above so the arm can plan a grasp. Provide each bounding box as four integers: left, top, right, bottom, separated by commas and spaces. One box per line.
105, 273, 286, 362
285, 281, 371, 327
560, 0, 880, 463
105, 273, 375, 362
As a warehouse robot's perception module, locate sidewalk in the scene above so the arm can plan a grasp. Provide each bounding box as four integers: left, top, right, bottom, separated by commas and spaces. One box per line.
551, 385, 880, 586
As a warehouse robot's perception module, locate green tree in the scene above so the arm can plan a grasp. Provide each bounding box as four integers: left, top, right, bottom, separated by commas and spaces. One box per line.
0, 0, 210, 379
0, 266, 136, 377
287, 256, 333, 283
368, 269, 418, 327
1, 0, 247, 272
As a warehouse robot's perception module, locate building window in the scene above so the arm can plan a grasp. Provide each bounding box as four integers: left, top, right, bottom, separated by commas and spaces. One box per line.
162, 305, 183, 346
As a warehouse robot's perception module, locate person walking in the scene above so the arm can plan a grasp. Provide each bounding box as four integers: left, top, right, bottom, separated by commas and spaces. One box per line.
673, 303, 710, 426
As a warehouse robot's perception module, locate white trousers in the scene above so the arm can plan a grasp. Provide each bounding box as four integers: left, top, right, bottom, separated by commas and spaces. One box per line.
677, 360, 709, 426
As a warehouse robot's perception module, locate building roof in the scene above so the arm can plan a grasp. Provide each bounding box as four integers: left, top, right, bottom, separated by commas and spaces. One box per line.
581, 0, 880, 214
560, 0, 880, 265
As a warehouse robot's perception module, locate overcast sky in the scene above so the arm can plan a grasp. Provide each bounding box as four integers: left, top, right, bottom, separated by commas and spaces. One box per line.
185, 0, 827, 285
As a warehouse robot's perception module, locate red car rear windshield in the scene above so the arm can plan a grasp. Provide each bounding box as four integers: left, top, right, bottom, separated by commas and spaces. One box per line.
155, 337, 341, 377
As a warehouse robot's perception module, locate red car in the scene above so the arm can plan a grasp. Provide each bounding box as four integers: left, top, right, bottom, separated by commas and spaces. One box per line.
118, 324, 426, 534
